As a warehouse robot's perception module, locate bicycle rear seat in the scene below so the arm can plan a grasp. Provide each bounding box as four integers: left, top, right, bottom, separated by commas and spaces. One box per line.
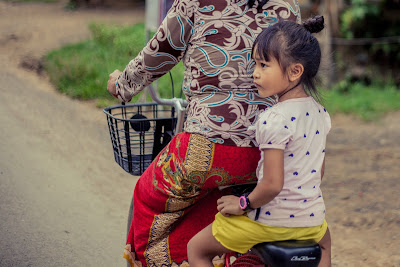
251, 240, 321, 267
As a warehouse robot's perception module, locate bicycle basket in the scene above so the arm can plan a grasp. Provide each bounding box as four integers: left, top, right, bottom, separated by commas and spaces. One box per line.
104, 102, 177, 176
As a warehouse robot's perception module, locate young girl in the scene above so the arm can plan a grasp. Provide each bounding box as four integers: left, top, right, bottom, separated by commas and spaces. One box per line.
187, 16, 332, 267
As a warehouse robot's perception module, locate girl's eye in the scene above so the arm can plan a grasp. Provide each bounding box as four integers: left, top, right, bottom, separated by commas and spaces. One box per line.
261, 63, 267, 68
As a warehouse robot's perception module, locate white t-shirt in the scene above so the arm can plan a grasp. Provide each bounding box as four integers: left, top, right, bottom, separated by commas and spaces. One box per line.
247, 96, 331, 228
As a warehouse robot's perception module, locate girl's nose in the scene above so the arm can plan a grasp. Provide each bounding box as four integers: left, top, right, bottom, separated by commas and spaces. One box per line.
253, 70, 259, 79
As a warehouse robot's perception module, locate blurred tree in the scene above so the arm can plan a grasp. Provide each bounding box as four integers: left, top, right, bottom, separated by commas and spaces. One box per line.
301, 0, 342, 87
339, 0, 400, 85
306, 0, 400, 86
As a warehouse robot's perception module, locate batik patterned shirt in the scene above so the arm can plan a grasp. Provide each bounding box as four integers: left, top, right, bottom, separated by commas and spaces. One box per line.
247, 97, 331, 227
116, 0, 301, 147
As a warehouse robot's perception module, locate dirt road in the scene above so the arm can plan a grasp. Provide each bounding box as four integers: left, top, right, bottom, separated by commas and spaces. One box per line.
0, 1, 144, 266
0, 1, 399, 266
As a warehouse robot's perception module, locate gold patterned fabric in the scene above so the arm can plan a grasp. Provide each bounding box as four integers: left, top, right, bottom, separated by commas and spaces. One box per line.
125, 132, 261, 266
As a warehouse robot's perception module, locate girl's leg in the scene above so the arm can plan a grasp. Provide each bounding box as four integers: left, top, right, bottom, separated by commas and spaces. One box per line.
318, 227, 331, 267
187, 223, 232, 267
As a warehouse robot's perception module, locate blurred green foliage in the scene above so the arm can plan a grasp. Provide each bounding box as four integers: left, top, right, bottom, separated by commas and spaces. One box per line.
340, 0, 400, 60
340, 0, 379, 39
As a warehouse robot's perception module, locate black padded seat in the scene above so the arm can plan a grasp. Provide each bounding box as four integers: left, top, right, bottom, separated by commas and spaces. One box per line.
251, 240, 321, 267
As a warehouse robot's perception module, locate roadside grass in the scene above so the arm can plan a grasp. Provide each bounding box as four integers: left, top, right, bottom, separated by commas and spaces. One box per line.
44, 23, 400, 120
323, 80, 400, 121
44, 23, 184, 107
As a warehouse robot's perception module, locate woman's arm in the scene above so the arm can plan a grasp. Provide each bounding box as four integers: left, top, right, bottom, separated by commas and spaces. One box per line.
109, 0, 197, 102
217, 148, 284, 216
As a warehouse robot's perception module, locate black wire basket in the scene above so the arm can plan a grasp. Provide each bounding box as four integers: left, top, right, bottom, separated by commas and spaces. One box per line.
104, 102, 177, 176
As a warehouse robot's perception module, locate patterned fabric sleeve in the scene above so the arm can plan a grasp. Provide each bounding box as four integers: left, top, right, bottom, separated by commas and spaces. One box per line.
256, 110, 294, 150
115, 0, 198, 102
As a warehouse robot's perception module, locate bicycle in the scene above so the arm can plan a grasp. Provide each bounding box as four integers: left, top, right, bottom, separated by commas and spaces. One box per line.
104, 85, 322, 267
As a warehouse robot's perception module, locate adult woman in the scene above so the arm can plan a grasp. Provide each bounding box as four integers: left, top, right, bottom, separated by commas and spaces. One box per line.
107, 0, 301, 266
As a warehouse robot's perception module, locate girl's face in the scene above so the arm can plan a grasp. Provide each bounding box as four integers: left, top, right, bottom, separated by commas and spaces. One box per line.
252, 48, 290, 98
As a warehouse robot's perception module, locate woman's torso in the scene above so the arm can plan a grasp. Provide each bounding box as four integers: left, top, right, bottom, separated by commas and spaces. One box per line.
180, 0, 301, 146
117, 0, 301, 146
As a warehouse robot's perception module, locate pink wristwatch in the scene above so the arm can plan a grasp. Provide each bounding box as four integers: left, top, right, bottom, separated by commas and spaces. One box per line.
239, 194, 253, 212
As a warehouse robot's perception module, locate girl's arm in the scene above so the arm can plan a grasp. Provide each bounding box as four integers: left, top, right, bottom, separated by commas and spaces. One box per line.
217, 148, 284, 216
248, 148, 284, 208
321, 156, 326, 180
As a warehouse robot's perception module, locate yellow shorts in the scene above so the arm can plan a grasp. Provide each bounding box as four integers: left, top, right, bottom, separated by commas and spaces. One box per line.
212, 212, 328, 254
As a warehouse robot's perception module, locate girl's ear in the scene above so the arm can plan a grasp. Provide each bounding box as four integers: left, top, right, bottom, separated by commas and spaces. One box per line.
288, 63, 304, 82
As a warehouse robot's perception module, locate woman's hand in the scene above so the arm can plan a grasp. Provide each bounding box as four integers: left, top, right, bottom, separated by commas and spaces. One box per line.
217, 195, 245, 217
107, 69, 122, 99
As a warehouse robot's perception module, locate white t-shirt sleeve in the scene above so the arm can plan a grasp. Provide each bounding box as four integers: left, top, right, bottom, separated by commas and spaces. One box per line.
324, 108, 332, 134
256, 110, 294, 150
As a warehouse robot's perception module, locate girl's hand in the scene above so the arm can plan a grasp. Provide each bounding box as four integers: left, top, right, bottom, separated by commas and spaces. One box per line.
107, 69, 122, 99
217, 195, 245, 217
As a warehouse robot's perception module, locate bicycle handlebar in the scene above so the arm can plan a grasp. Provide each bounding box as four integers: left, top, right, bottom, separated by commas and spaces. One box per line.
147, 84, 187, 134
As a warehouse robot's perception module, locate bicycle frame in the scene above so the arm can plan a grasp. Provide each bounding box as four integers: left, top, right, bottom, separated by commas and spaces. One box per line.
147, 84, 187, 134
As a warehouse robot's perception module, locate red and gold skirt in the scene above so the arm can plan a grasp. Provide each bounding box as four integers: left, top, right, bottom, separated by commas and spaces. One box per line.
123, 132, 260, 266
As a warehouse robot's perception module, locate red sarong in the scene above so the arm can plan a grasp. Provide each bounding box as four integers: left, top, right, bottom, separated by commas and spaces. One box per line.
123, 132, 260, 266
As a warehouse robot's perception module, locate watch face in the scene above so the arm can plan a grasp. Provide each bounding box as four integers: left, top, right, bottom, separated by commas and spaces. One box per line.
239, 196, 247, 210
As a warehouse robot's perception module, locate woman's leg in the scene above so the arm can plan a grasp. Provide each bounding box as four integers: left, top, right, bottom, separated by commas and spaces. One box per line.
187, 223, 231, 267
318, 227, 331, 267
125, 133, 260, 266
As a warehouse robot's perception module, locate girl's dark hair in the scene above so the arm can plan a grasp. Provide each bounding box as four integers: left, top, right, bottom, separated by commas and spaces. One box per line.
252, 16, 325, 101
247, 0, 269, 10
